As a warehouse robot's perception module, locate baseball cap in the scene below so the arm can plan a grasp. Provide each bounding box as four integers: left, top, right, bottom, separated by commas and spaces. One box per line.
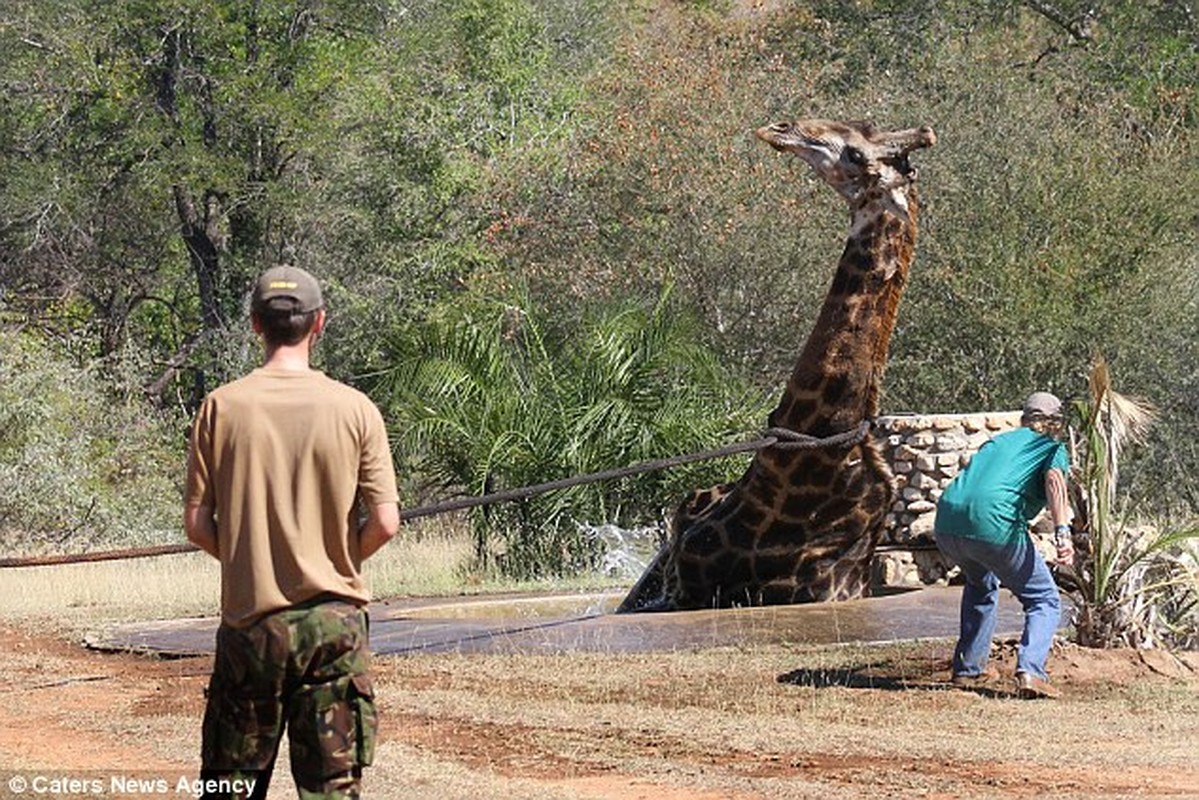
1023, 391, 1063, 419
251, 265, 324, 314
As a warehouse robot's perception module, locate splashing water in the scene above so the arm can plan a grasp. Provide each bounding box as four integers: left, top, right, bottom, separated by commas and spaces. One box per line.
580, 523, 663, 581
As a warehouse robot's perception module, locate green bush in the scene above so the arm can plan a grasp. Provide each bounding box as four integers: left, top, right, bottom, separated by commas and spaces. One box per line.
374, 282, 767, 578
0, 330, 183, 555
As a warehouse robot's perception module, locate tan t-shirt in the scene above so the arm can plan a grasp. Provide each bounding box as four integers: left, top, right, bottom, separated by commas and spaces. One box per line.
185, 368, 399, 628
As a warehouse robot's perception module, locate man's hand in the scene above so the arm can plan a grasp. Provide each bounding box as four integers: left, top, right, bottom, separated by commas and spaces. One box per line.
1053, 524, 1074, 565
359, 502, 400, 559
1055, 539, 1075, 564
184, 504, 220, 559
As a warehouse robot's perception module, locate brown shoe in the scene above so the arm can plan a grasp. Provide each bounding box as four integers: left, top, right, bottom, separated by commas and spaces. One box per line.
951, 673, 988, 687
1015, 671, 1061, 699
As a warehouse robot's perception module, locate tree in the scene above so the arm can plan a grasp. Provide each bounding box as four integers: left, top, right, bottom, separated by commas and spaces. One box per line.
1, 0, 396, 396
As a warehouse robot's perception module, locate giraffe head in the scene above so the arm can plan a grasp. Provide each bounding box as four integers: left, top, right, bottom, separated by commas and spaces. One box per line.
756, 118, 936, 220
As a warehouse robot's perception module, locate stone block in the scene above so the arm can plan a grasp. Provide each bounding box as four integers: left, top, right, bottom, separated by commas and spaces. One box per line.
934, 433, 969, 452
907, 499, 936, 514
986, 412, 1021, 430
872, 553, 910, 587
908, 431, 936, 448
908, 471, 939, 490
876, 415, 920, 432
966, 432, 993, 450
914, 549, 953, 585
909, 513, 937, 538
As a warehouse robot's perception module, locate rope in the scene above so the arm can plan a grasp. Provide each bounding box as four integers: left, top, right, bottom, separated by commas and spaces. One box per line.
0, 420, 879, 569
763, 419, 872, 450
0, 543, 197, 568
398, 435, 776, 522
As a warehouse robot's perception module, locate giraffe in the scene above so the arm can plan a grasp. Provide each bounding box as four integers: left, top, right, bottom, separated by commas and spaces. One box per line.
618, 118, 936, 612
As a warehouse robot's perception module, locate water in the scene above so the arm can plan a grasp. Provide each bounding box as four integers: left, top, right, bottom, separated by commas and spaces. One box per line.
401, 592, 623, 620
580, 522, 662, 581
90, 586, 1049, 657
86, 525, 1058, 657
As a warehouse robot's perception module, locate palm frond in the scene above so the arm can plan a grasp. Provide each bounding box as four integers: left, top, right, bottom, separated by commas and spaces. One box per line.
1086, 355, 1156, 505
373, 283, 765, 578
1070, 356, 1198, 648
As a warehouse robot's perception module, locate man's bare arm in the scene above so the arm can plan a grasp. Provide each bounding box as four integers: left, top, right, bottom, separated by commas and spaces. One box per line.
184, 504, 220, 559
359, 502, 400, 559
1045, 468, 1074, 562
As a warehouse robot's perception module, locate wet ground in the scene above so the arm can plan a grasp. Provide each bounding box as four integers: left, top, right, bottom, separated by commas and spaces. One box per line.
88, 585, 1053, 657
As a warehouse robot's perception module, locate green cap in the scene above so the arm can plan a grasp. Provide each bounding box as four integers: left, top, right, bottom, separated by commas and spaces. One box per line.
251, 265, 324, 314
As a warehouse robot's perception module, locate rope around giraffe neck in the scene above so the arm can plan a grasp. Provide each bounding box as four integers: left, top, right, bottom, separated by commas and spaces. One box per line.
762, 419, 873, 450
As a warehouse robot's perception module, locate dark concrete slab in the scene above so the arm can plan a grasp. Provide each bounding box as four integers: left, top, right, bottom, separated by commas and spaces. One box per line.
87, 586, 1061, 658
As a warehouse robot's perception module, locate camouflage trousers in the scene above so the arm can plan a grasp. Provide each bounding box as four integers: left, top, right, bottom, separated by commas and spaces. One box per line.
200, 598, 377, 800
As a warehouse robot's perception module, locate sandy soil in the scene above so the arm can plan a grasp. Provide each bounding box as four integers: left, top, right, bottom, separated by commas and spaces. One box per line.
0, 624, 1196, 799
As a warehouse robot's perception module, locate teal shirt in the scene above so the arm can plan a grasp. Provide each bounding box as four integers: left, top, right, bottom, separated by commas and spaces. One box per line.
934, 426, 1070, 545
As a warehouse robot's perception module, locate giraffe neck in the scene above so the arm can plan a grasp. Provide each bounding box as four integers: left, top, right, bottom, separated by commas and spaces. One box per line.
770, 192, 919, 436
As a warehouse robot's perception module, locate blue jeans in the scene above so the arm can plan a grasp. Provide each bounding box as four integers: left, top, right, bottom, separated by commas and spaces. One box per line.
935, 530, 1061, 680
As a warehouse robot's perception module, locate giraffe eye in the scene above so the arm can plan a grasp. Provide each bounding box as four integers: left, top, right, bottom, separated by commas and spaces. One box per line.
844, 147, 866, 165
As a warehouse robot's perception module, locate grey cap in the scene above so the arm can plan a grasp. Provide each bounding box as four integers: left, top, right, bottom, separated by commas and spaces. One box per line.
1023, 391, 1063, 419
251, 265, 324, 314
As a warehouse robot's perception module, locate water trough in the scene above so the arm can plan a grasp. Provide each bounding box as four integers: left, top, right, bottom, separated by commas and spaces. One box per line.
88, 585, 1056, 657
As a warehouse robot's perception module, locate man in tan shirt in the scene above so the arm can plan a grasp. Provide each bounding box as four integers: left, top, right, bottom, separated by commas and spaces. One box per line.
185, 265, 399, 799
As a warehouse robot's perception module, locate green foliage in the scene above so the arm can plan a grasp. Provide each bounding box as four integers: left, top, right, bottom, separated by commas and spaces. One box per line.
0, 329, 184, 555
375, 283, 765, 579
278, 0, 614, 383
2, 0, 1198, 563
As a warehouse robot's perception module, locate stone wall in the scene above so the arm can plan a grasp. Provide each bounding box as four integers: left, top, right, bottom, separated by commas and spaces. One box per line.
869, 410, 1047, 588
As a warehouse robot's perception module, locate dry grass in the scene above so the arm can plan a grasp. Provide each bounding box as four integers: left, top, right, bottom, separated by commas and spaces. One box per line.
0, 549, 220, 625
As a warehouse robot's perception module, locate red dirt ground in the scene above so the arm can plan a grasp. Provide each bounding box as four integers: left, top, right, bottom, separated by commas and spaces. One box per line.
1, 625, 1196, 799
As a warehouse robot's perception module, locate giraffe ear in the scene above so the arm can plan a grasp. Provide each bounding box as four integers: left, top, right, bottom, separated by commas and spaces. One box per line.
880, 125, 937, 155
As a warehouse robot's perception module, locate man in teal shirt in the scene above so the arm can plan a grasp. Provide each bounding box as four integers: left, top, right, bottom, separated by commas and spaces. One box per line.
935, 392, 1074, 698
